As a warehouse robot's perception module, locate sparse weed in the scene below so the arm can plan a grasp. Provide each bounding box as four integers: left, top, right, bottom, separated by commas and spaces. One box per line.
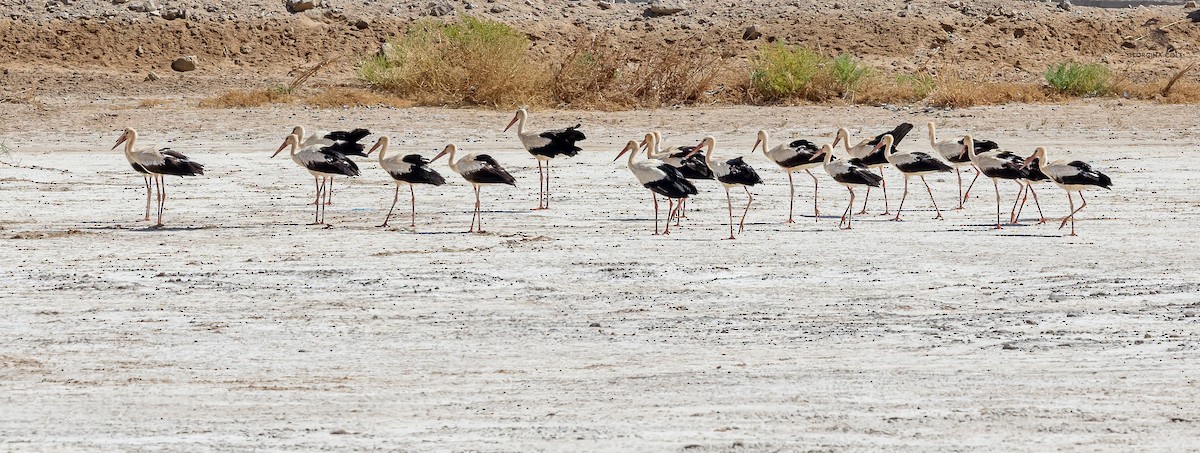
749, 44, 826, 101
1044, 61, 1111, 96
198, 89, 292, 108
829, 53, 870, 97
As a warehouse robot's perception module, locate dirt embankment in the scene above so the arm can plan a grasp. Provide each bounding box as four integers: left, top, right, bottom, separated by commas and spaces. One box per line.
0, 0, 1198, 99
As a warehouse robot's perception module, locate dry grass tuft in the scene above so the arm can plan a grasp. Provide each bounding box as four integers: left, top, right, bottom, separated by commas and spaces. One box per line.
198, 89, 292, 108
927, 70, 1048, 108
137, 99, 169, 108
550, 35, 724, 109
302, 88, 414, 109
360, 15, 544, 107
854, 72, 936, 105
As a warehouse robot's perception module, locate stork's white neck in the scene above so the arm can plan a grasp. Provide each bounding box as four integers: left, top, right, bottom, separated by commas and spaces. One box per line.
123, 130, 138, 156
375, 139, 389, 163
927, 123, 937, 149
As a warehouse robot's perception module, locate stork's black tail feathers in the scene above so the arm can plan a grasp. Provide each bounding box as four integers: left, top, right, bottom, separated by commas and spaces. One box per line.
324, 129, 371, 157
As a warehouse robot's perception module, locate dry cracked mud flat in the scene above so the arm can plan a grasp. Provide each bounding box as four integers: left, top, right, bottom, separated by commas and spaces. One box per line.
1, 100, 1199, 450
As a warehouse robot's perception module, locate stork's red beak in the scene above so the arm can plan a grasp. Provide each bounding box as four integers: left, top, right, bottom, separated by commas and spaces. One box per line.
367, 141, 382, 156
809, 148, 826, 162
751, 138, 761, 154
432, 146, 451, 162
684, 143, 704, 159
1020, 155, 1035, 169
271, 139, 288, 158
111, 133, 127, 150
957, 144, 968, 159
503, 115, 519, 132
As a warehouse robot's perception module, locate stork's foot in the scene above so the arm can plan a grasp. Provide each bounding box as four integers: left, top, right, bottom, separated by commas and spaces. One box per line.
934, 214, 944, 220
1037, 218, 1048, 225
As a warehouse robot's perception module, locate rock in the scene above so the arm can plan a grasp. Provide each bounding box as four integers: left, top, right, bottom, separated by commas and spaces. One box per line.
144, 72, 159, 82
240, 44, 253, 54
352, 18, 369, 29
286, 0, 317, 13
940, 23, 955, 33
646, 0, 686, 16
1001, 343, 1018, 350
489, 4, 509, 13
135, 45, 145, 57
1121, 40, 1137, 49
427, 0, 454, 16
378, 42, 394, 57
1057, 0, 1071, 11
597, 1, 612, 9
589, 322, 601, 327
330, 429, 348, 435
1185, 1, 1197, 8
127, 1, 157, 12
742, 24, 761, 40
171, 56, 197, 72
161, 8, 186, 20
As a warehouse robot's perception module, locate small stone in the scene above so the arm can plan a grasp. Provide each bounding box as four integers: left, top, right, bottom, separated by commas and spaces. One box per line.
286, 0, 317, 13
742, 24, 762, 40
352, 18, 369, 29
940, 23, 955, 33
330, 429, 348, 435
647, 0, 686, 16
171, 56, 197, 72
135, 45, 145, 56
1185, 311, 1197, 318
1185, 1, 1197, 7
161, 8, 186, 20
1121, 40, 1137, 49
240, 44, 252, 54
597, 1, 611, 9
427, 0, 454, 16
1057, 0, 1071, 11
1001, 343, 1018, 350
589, 322, 601, 327
144, 72, 159, 82
489, 4, 509, 13
378, 42, 394, 57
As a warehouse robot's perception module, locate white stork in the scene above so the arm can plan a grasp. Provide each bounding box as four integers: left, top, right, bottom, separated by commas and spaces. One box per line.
878, 134, 953, 221
366, 136, 447, 228
643, 131, 712, 221
960, 135, 1031, 230
432, 144, 517, 233
1011, 158, 1050, 225
753, 130, 823, 223
834, 123, 914, 215
810, 142, 883, 230
286, 126, 371, 205
616, 140, 698, 235
685, 136, 764, 240
112, 128, 204, 227
1021, 147, 1113, 236
927, 121, 998, 209
504, 108, 585, 210
273, 133, 360, 225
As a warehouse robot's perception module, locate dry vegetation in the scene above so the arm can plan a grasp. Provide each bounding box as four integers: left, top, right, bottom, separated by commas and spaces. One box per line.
194, 16, 1200, 110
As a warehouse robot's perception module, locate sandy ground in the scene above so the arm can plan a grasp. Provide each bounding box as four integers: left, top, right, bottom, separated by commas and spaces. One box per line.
2, 101, 1200, 451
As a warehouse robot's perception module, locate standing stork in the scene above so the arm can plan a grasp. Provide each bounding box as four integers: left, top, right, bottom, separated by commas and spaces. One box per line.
685, 136, 763, 240
927, 122, 998, 208
960, 135, 1030, 230
643, 131, 712, 220
809, 143, 883, 230
1012, 157, 1050, 225
616, 140, 698, 235
432, 144, 516, 233
753, 130, 824, 223
1021, 147, 1112, 236
878, 134, 952, 221
287, 126, 371, 205
273, 134, 360, 225
833, 123, 914, 215
504, 108, 585, 210
366, 136, 447, 228
112, 128, 204, 227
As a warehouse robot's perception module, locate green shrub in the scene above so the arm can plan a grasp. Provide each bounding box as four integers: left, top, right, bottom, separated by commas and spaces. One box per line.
830, 53, 870, 95
749, 44, 826, 100
1044, 62, 1111, 96
359, 15, 542, 107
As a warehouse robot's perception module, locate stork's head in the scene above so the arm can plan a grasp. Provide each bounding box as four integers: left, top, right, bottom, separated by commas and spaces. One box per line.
273, 134, 299, 158
638, 133, 655, 152
432, 143, 457, 163
615, 140, 640, 162
367, 136, 389, 157
1021, 146, 1047, 169
752, 130, 768, 154
504, 108, 527, 132
111, 127, 137, 150
684, 136, 715, 159
958, 134, 974, 160
832, 127, 849, 148
810, 143, 832, 162
871, 134, 894, 155
290, 125, 304, 139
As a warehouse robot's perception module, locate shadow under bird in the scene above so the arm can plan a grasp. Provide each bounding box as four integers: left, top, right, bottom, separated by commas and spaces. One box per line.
113, 127, 204, 227
367, 136, 447, 228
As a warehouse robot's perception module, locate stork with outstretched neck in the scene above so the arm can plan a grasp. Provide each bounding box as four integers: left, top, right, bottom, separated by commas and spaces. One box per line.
1022, 147, 1112, 236
504, 108, 585, 210
112, 128, 205, 227
753, 130, 824, 223
685, 136, 763, 240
